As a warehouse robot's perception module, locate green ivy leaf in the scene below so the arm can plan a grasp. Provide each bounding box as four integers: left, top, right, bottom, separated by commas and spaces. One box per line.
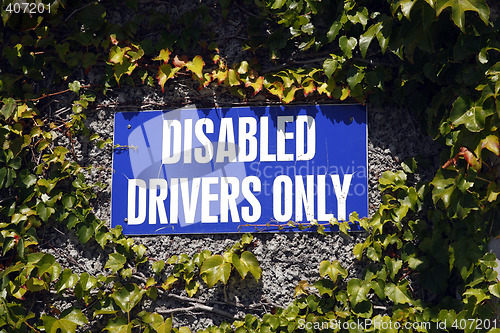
271, 0, 286, 10
323, 57, 338, 79
384, 256, 402, 281
397, 0, 418, 18
152, 260, 165, 275
346, 68, 365, 89
1, 98, 16, 119
41, 309, 88, 333
347, 7, 369, 27
104, 317, 132, 333
384, 282, 412, 304
105, 253, 127, 273
162, 275, 178, 291
450, 97, 494, 132
21, 173, 37, 188
232, 251, 262, 280
127, 48, 144, 63
327, 22, 342, 42
241, 233, 253, 246
463, 287, 490, 304
437, 309, 457, 324
347, 279, 370, 307
312, 279, 336, 296
26, 277, 47, 292
480, 135, 499, 156
359, 23, 382, 58
78, 272, 97, 291
237, 61, 249, 74
110, 284, 145, 313
227, 69, 240, 86
56, 269, 79, 293
431, 170, 456, 208
488, 282, 500, 298
121, 268, 133, 279
37, 254, 56, 277
339, 36, 357, 59
109, 45, 128, 64
366, 242, 382, 262
36, 202, 55, 222
435, 0, 490, 31
319, 260, 348, 283
353, 243, 364, 260
145, 314, 172, 333
200, 255, 231, 288
77, 223, 94, 244
82, 52, 97, 69
301, 22, 314, 35
370, 279, 386, 300
282, 86, 298, 104
294, 280, 310, 297
113, 58, 138, 84
185, 280, 200, 297
68, 81, 81, 93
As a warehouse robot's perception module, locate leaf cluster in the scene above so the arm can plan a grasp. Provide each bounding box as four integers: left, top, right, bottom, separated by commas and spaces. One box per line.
1, 0, 500, 332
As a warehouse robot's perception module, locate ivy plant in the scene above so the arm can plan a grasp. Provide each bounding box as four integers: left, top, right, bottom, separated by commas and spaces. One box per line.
1, 0, 500, 332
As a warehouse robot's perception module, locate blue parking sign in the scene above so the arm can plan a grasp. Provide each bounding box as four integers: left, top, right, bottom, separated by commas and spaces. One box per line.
111, 105, 367, 235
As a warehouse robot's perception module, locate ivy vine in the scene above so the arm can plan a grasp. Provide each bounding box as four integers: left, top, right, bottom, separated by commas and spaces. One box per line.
1, 0, 500, 332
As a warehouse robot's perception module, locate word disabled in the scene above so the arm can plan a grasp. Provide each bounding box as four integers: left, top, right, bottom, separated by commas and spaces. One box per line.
111, 105, 368, 235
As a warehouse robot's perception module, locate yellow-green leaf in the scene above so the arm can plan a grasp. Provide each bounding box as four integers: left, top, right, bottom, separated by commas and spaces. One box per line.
186, 55, 205, 79
109, 45, 129, 64
294, 280, 309, 297
232, 251, 262, 280
153, 49, 171, 63
227, 69, 240, 86
282, 86, 298, 104
245, 76, 264, 95
301, 78, 316, 96
319, 260, 348, 283
481, 135, 499, 156
104, 317, 132, 333
157, 64, 180, 92
105, 253, 126, 273
200, 255, 231, 288
266, 81, 284, 99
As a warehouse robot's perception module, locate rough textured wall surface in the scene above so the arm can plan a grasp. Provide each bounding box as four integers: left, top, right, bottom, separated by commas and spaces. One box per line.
39, 77, 440, 330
